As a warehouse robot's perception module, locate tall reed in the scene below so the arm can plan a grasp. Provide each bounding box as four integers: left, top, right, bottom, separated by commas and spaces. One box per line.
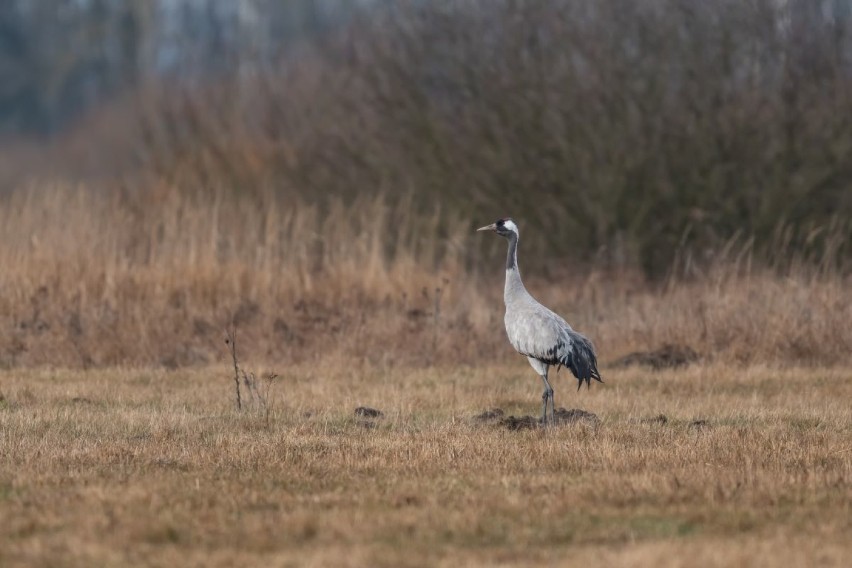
1, 185, 849, 369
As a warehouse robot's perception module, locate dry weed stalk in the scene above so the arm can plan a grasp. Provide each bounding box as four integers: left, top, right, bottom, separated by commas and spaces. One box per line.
225, 324, 278, 420
225, 326, 242, 410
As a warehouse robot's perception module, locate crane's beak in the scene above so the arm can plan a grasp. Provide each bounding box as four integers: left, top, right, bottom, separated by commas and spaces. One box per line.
476, 223, 496, 232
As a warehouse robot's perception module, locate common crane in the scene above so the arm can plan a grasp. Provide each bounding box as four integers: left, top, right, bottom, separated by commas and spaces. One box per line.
477, 218, 602, 424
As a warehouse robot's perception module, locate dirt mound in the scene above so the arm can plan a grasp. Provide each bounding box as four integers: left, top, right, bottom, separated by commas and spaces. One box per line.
473, 408, 599, 430
354, 406, 384, 418
500, 415, 540, 430
611, 344, 699, 370
631, 415, 712, 431
472, 408, 505, 423
354, 406, 384, 428
552, 407, 600, 426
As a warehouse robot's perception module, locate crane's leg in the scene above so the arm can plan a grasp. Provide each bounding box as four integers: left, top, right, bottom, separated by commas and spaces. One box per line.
539, 373, 554, 425
548, 373, 556, 419
527, 358, 552, 425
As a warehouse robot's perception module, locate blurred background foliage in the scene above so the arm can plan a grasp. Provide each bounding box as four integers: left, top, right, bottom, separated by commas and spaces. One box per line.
1, 0, 850, 277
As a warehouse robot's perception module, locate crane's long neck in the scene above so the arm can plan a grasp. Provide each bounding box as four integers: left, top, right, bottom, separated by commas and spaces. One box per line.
504, 232, 527, 305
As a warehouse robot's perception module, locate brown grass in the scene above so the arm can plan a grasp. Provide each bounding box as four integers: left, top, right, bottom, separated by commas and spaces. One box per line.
1, 184, 850, 369
4, 5, 851, 565
1, 363, 850, 567
1, 182, 850, 566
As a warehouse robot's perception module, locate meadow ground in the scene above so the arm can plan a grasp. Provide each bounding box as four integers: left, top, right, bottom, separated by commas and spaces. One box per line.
1, 185, 850, 566
3, 7, 852, 561
1, 361, 850, 567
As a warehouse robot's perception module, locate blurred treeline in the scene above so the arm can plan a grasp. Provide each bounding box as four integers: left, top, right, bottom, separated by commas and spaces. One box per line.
0, 0, 366, 134
3, 0, 852, 276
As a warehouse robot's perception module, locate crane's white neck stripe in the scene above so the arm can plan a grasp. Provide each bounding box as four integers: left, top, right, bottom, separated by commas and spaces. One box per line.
506, 231, 519, 271
503, 220, 518, 234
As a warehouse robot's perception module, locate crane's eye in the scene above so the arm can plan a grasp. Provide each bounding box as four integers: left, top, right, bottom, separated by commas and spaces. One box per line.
496, 219, 504, 227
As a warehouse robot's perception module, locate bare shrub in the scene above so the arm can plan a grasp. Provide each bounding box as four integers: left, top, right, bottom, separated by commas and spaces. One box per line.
226, 325, 278, 425
122, 0, 852, 275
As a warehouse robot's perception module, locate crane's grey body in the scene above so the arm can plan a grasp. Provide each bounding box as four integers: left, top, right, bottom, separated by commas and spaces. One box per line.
479, 218, 602, 423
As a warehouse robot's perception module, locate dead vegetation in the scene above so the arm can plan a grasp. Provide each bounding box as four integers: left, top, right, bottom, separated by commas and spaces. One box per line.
0, 185, 850, 371
474, 407, 600, 430
0, 363, 850, 567
611, 344, 700, 370
114, 0, 852, 275
0, 185, 848, 566
1, 3, 850, 565
225, 327, 275, 406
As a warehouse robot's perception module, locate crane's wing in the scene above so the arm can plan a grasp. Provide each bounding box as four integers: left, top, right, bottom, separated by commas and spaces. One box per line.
506, 305, 603, 390
557, 329, 603, 390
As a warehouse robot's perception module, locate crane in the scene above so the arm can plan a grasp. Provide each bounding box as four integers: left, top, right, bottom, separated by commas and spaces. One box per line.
477, 218, 603, 424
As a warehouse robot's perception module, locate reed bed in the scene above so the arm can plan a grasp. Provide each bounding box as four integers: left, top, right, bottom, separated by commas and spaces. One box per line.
1, 185, 849, 370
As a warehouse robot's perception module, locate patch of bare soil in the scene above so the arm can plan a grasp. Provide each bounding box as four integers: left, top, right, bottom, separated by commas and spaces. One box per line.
354, 406, 384, 418
552, 407, 600, 426
610, 343, 699, 370
473, 408, 600, 430
500, 415, 541, 430
472, 408, 505, 423
354, 406, 384, 428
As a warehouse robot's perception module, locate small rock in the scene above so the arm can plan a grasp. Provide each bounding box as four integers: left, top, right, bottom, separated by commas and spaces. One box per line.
354, 406, 384, 418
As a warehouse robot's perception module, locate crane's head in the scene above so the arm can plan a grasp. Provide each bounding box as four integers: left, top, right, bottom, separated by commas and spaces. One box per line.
477, 217, 518, 239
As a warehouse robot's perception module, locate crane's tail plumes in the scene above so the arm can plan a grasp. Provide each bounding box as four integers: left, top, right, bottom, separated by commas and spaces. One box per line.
560, 333, 603, 391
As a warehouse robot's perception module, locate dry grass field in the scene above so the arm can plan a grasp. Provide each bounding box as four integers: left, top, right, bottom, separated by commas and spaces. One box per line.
2, 186, 850, 370
1, 185, 851, 566
1, 363, 850, 567
3, 3, 851, 565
